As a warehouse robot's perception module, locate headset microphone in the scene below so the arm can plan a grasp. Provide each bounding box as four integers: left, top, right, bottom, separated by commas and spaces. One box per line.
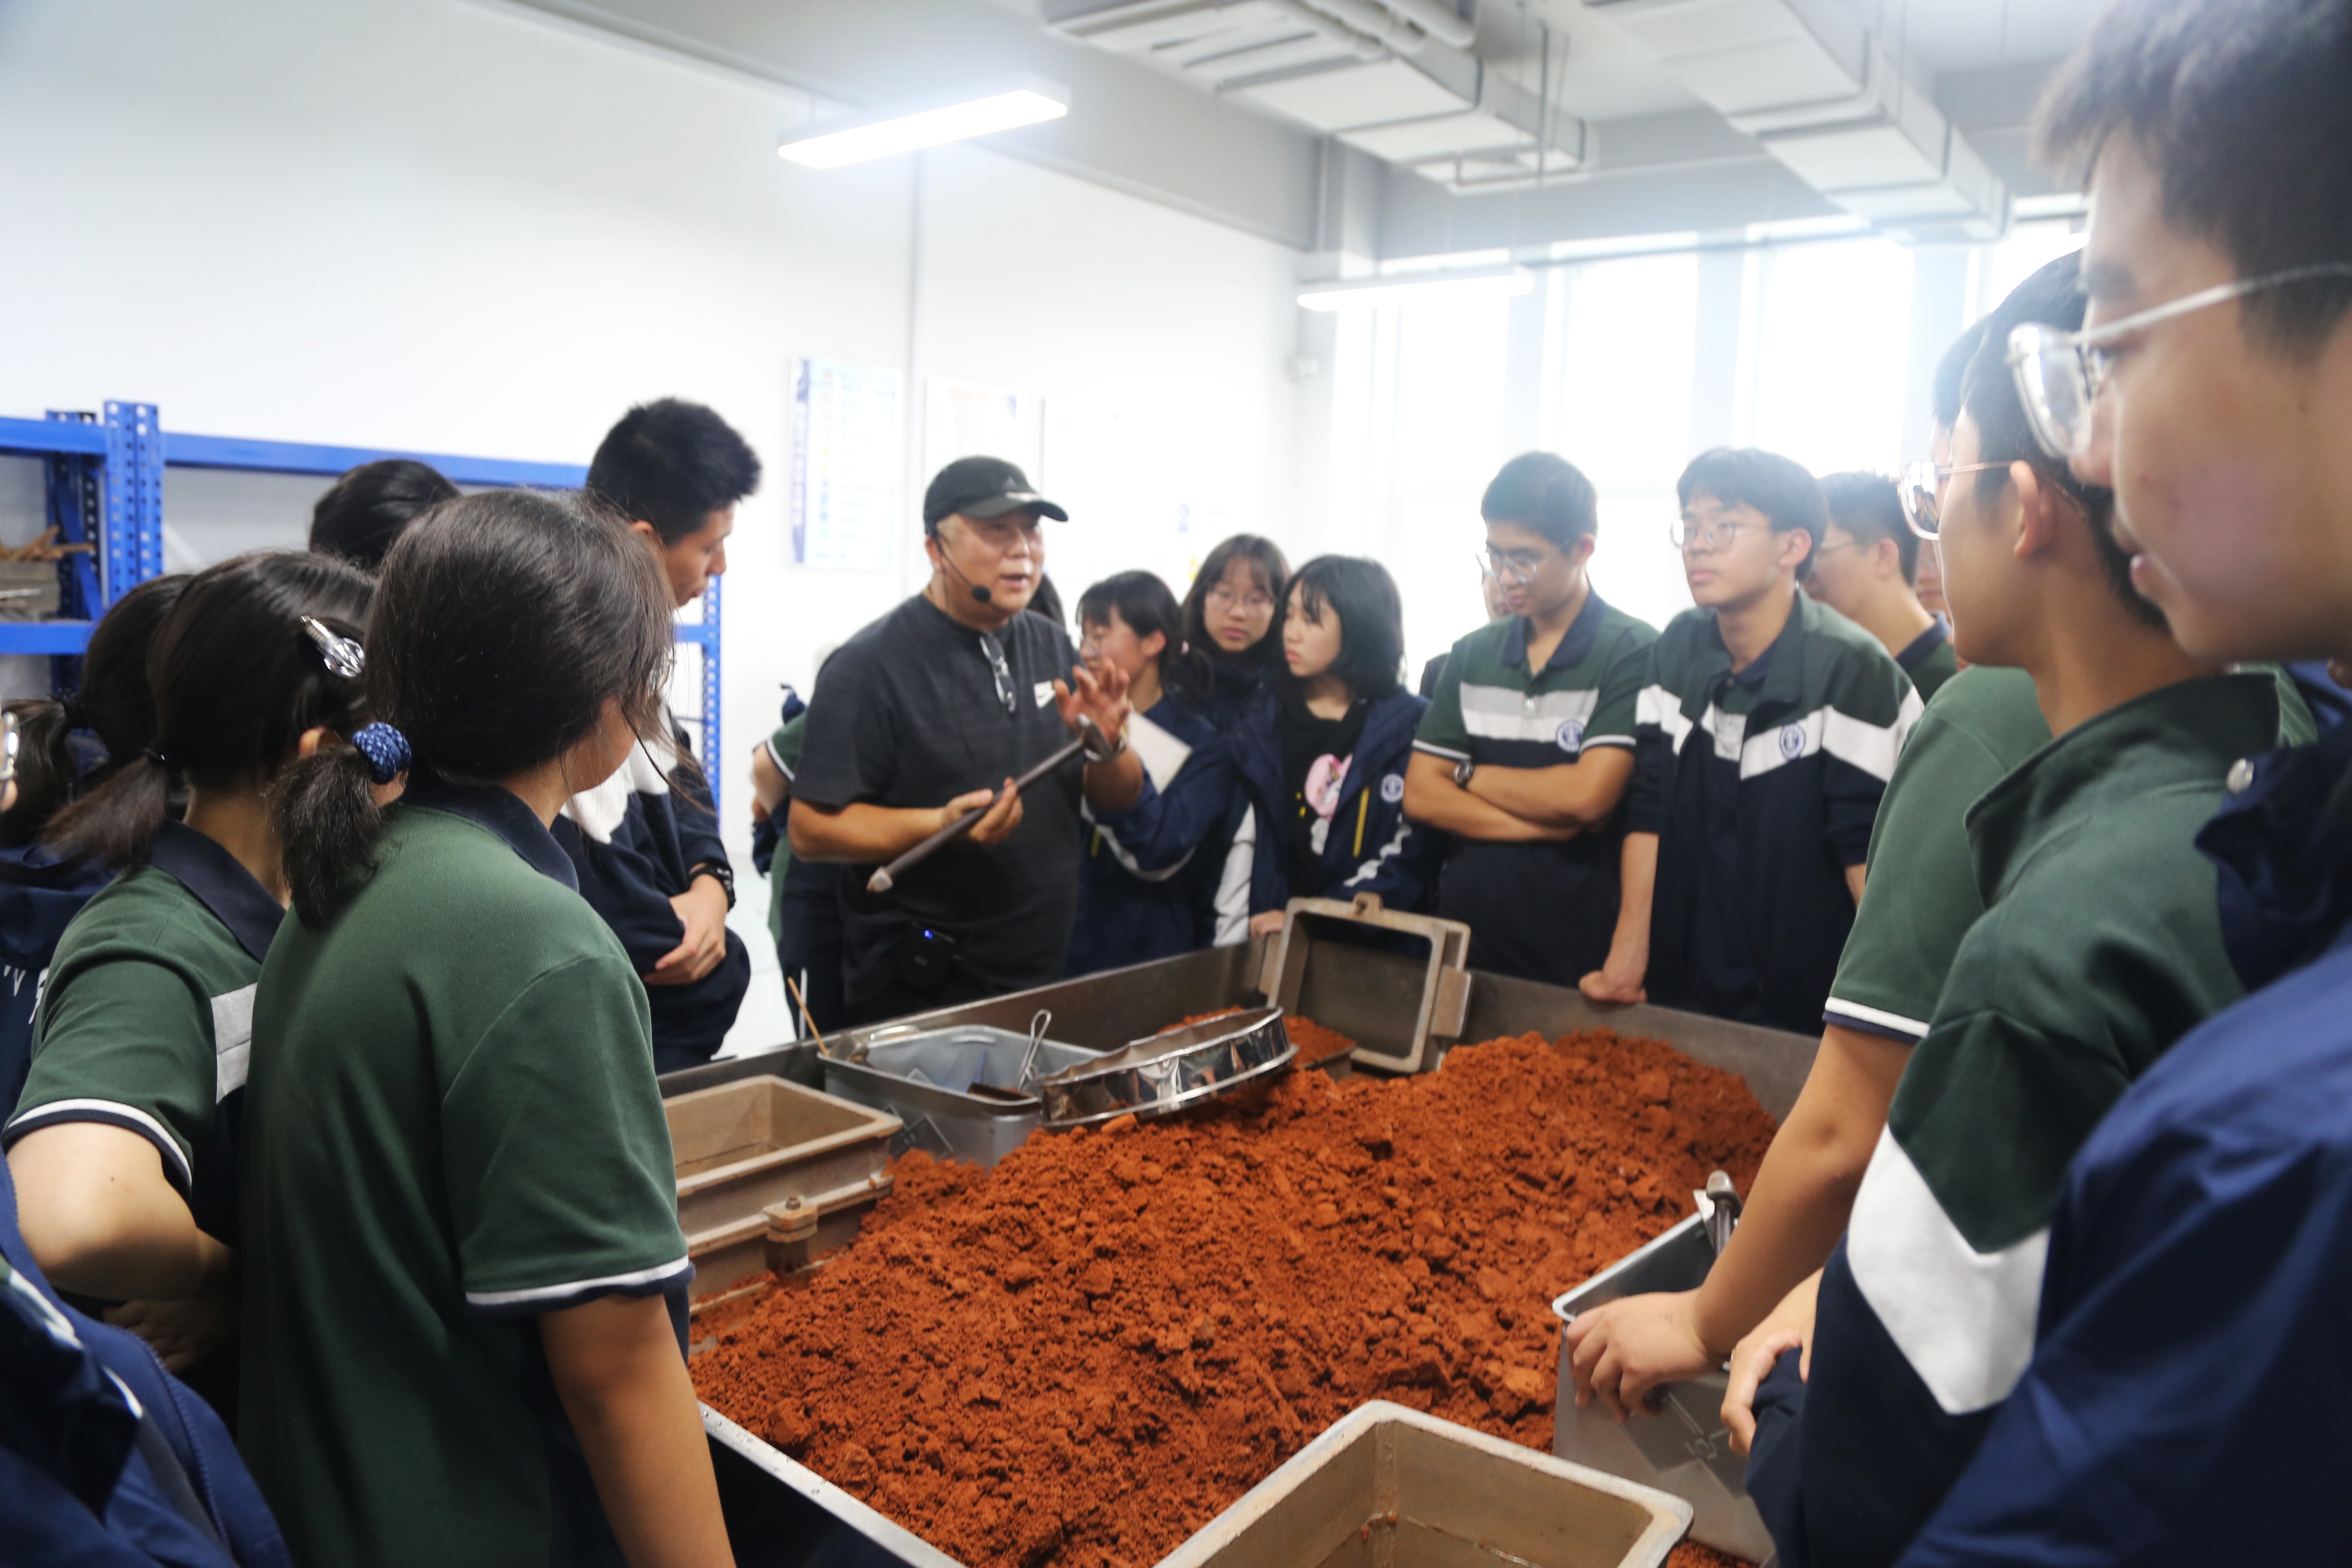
938, 548, 993, 603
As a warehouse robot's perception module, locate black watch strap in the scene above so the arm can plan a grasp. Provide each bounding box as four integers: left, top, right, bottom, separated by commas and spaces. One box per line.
690, 861, 736, 910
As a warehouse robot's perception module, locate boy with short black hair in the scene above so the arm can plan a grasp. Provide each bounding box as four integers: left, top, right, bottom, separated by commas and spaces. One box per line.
308, 458, 458, 571
1733, 250, 2314, 1568
1583, 448, 1918, 1034
1403, 452, 1657, 985
1807, 473, 1956, 699
555, 397, 763, 1072
1891, 0, 2352, 1558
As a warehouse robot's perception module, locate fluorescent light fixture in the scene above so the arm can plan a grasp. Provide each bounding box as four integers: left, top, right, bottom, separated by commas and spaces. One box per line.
779, 79, 1069, 170
1296, 265, 1535, 312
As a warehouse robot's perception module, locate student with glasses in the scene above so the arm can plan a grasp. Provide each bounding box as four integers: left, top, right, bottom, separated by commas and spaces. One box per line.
1887, 2, 2352, 1560
789, 458, 1142, 1024
1722, 250, 2313, 1568
1402, 453, 1659, 987
1804, 473, 1958, 700
1581, 449, 1919, 1035
1565, 281, 2064, 1457
1180, 535, 1291, 731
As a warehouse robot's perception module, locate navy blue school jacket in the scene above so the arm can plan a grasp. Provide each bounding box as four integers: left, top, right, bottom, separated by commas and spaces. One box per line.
0, 1153, 290, 1568
1223, 687, 1437, 924
0, 843, 111, 1116
552, 728, 750, 1074
1198, 656, 1267, 735
1066, 695, 1232, 976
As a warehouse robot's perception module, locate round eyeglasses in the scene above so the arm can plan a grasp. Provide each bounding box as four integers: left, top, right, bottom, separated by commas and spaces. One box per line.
1475, 548, 1554, 586
2007, 262, 2352, 459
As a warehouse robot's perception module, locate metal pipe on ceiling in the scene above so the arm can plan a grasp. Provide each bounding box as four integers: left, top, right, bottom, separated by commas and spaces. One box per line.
1372, 0, 1476, 49
1260, 0, 1390, 60
1295, 0, 1432, 55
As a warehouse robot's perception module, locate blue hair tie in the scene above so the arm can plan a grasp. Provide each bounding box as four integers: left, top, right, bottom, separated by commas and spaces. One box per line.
351, 722, 410, 785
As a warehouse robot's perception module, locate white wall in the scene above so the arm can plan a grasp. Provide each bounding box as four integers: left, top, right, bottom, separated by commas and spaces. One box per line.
0, 0, 1305, 1048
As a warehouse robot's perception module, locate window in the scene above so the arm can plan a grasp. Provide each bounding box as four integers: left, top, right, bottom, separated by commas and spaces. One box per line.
1552, 253, 1699, 635
1742, 238, 1917, 476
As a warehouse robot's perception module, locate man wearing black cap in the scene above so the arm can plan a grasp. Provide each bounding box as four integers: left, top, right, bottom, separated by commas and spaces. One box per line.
789, 457, 1143, 1022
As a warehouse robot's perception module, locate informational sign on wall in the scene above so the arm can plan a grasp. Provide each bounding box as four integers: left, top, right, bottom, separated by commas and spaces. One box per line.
924, 377, 1044, 493
790, 357, 901, 572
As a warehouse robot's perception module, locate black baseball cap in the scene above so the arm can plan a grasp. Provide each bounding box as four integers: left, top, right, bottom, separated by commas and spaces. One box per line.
922, 456, 1068, 531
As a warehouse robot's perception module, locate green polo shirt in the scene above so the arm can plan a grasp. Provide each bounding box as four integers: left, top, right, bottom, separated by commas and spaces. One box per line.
4, 821, 283, 1249
240, 778, 689, 1568
1887, 672, 2296, 1252
1841, 672, 2307, 1413
1413, 592, 1657, 985
762, 713, 806, 950
1822, 667, 2052, 1042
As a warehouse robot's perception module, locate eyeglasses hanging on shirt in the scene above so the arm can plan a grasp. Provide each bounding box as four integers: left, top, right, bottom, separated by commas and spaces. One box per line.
979, 632, 1017, 717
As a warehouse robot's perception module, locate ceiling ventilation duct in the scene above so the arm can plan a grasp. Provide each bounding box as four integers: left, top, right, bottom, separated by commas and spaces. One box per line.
1579, 0, 2009, 240
1045, 0, 1582, 190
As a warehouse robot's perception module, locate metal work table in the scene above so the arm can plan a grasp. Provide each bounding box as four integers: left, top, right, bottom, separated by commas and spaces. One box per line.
666, 944, 1815, 1568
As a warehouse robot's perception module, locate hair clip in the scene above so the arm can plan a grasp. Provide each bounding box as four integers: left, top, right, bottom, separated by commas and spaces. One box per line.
301, 617, 366, 679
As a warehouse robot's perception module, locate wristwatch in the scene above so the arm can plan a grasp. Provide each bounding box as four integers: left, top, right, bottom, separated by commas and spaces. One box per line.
1454, 757, 1476, 788
690, 860, 737, 910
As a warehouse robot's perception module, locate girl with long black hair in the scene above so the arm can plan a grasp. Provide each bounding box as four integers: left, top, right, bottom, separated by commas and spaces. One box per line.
244, 490, 731, 1568
1180, 533, 1289, 730
1223, 555, 1438, 940
4, 552, 372, 1408
1066, 570, 1234, 973
0, 572, 186, 1114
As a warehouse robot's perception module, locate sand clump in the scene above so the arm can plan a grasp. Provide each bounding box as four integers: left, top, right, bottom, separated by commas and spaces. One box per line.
693, 1029, 1776, 1568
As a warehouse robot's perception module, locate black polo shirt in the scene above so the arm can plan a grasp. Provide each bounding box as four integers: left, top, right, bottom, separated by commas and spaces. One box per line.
1412, 591, 1657, 984
795, 594, 1087, 1007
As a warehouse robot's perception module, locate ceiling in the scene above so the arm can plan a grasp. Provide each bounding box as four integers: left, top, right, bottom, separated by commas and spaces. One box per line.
509, 0, 2102, 258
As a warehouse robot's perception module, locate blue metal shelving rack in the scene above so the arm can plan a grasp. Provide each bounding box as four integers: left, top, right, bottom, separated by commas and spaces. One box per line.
0, 404, 723, 808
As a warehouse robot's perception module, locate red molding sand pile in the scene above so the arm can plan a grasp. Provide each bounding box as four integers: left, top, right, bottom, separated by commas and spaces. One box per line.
694, 1030, 1774, 1568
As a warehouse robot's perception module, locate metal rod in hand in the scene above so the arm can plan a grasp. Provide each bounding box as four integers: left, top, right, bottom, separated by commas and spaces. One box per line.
866, 717, 1114, 895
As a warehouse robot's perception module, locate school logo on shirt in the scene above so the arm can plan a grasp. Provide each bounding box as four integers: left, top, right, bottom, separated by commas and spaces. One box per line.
1556, 717, 1586, 753
1381, 772, 1405, 804
1779, 722, 1808, 760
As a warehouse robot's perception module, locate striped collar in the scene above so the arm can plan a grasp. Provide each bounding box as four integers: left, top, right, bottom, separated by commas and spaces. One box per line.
1501, 587, 1608, 677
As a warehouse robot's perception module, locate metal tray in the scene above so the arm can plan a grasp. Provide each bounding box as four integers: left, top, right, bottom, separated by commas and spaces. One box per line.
1155, 1400, 1690, 1568
1259, 894, 1473, 1075
1036, 1004, 1295, 1129
705, 1405, 959, 1568
668, 1074, 901, 1298
822, 1023, 1102, 1167
1550, 1214, 1775, 1563
811, 946, 1817, 1122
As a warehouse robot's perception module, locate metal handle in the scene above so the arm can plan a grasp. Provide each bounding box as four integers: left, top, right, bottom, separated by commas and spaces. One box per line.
865, 717, 1114, 894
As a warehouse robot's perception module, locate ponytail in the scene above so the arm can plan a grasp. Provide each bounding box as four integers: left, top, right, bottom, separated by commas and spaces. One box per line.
44, 753, 174, 869
46, 554, 372, 871
1, 573, 187, 851
277, 489, 672, 928
273, 742, 387, 928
